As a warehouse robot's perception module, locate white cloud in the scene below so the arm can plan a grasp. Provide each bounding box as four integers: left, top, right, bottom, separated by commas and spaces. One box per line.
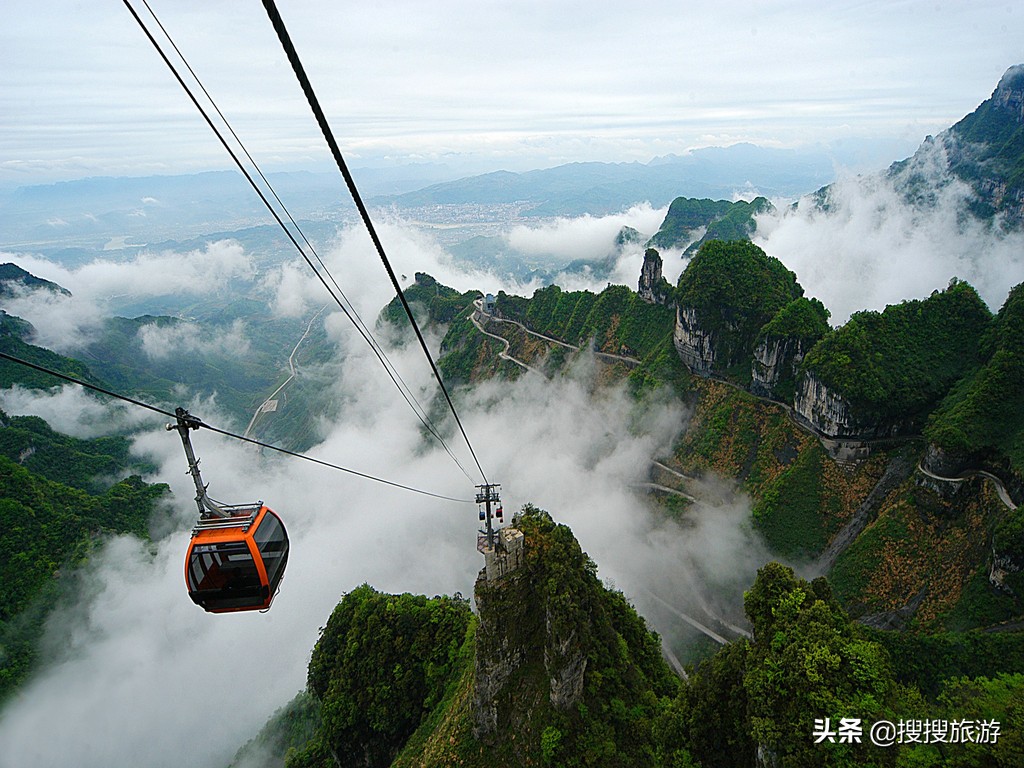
0, 242, 256, 352
137, 319, 251, 361
0, 384, 158, 439
754, 151, 1024, 323
1, 283, 106, 353
505, 203, 666, 262
0, 312, 773, 766
2, 241, 254, 301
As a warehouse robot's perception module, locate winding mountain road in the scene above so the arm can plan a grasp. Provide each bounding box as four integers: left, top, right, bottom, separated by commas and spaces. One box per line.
471, 301, 641, 367
468, 311, 544, 375
916, 463, 1018, 511
243, 305, 327, 438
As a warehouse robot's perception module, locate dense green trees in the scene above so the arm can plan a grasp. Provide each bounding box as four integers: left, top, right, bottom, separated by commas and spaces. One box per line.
286, 585, 474, 768
660, 564, 902, 767
756, 296, 831, 346
801, 279, 992, 425
0, 452, 167, 700
925, 282, 1024, 474
675, 240, 804, 375
379, 272, 479, 329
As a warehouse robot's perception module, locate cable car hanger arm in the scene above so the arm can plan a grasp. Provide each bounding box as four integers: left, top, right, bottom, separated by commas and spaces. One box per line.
167, 407, 227, 519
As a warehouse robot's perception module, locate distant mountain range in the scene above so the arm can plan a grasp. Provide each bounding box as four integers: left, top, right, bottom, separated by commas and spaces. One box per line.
0, 144, 839, 255
371, 144, 836, 216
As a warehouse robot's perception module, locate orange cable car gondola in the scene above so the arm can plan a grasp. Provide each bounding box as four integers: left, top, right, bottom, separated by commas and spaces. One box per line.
185, 502, 288, 613
169, 408, 289, 614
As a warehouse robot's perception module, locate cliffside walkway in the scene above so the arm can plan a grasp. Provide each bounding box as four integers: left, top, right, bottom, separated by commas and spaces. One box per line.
471, 301, 642, 368
468, 310, 544, 375
916, 463, 1018, 511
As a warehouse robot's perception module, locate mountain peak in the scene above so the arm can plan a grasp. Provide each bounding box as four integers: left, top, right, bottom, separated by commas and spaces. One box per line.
993, 63, 1024, 121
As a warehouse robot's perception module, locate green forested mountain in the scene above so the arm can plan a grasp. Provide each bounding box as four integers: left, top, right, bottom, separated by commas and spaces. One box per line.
0, 450, 167, 700
0, 310, 96, 390
884, 64, 1024, 226
239, 507, 683, 768
0, 263, 70, 298
336, 252, 1024, 765
800, 279, 993, 425
0, 308, 170, 700
242, 518, 1023, 767
674, 239, 803, 377
925, 282, 1024, 475
647, 196, 772, 253
284, 585, 474, 768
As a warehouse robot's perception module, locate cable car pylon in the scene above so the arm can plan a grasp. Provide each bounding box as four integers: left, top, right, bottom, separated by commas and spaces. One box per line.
476, 482, 503, 552
168, 407, 290, 614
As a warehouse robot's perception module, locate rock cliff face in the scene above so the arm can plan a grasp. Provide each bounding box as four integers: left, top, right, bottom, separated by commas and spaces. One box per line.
792, 372, 914, 439
750, 335, 809, 398
472, 564, 537, 740
792, 373, 858, 437
673, 305, 719, 376
472, 527, 588, 742
637, 248, 666, 304
989, 546, 1023, 594
920, 443, 971, 479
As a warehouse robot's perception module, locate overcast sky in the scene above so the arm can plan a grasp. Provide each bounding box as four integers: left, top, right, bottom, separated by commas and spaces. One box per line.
1, 1, 1023, 184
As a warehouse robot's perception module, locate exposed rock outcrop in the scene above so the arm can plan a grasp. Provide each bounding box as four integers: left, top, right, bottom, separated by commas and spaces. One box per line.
989, 545, 1022, 594
472, 564, 535, 739
792, 372, 858, 437
637, 248, 666, 304
750, 336, 810, 398
920, 442, 972, 479
793, 372, 916, 440
673, 305, 718, 376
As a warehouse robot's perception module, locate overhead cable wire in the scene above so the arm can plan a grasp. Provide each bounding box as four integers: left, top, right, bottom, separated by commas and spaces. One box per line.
123, 0, 474, 482
0, 350, 472, 504
260, 0, 490, 486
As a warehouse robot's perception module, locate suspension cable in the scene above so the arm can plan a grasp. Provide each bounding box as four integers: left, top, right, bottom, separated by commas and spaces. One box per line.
261, 0, 490, 486
0, 350, 472, 504
122, 0, 474, 483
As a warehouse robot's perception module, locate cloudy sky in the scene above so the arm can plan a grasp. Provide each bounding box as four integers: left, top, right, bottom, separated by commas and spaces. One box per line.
2, 0, 1023, 184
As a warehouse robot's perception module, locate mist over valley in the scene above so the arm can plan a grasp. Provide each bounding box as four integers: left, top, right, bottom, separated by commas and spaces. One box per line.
2, 5, 1024, 763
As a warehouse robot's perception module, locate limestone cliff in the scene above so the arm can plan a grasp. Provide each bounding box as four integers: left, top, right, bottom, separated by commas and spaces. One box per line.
749, 296, 830, 400
470, 507, 678, 764
637, 248, 670, 305
750, 335, 812, 399
672, 240, 804, 380
792, 371, 916, 439
672, 305, 719, 376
